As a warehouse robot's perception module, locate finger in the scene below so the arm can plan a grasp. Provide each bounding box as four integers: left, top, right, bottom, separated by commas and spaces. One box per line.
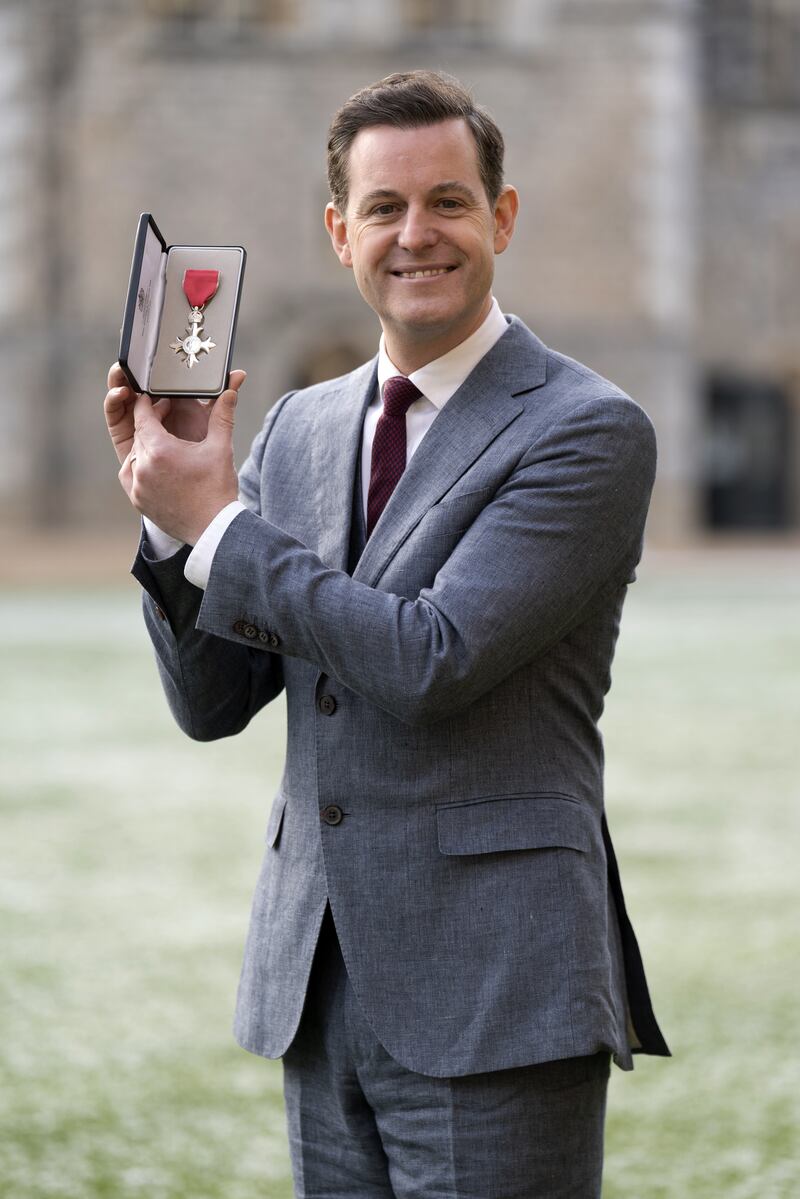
107, 362, 129, 390
104, 384, 131, 422
228, 369, 247, 392
117, 447, 135, 497
104, 384, 136, 465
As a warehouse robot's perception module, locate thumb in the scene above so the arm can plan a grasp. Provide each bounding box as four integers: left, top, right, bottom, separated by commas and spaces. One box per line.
208, 371, 245, 441
151, 396, 172, 425
133, 392, 156, 440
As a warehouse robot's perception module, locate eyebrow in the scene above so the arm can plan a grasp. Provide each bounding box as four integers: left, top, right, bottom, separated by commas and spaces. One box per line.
355, 181, 481, 210
356, 189, 401, 209
430, 181, 480, 203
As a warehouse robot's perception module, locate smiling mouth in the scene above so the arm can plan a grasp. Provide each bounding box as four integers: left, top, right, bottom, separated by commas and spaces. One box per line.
391, 266, 457, 279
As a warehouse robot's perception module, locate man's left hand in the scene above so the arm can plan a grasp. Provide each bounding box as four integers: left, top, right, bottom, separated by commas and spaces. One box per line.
119, 371, 246, 544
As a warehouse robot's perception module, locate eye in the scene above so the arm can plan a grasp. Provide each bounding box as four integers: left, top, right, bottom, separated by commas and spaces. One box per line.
436, 198, 463, 210
371, 203, 399, 217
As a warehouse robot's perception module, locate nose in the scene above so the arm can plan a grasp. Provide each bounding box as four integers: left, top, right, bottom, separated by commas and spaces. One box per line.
397, 203, 439, 252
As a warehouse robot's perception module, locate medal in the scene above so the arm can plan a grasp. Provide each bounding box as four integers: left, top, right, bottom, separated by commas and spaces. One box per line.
170, 269, 220, 368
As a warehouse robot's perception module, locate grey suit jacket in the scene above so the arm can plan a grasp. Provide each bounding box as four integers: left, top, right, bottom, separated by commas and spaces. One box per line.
133, 315, 669, 1077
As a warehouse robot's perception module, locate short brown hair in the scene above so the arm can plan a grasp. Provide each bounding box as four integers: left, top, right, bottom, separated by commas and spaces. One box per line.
327, 70, 505, 212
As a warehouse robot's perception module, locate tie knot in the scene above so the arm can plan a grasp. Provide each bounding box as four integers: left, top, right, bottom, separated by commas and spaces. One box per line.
382, 375, 422, 419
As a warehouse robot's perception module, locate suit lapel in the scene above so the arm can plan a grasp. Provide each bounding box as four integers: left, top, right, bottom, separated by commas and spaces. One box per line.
311, 357, 377, 572
353, 318, 548, 588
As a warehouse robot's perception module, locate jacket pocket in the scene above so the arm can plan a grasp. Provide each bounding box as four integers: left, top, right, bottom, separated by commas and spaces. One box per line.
436, 794, 591, 856
265, 791, 288, 848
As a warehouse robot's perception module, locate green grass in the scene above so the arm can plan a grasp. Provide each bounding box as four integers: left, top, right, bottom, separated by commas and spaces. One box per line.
1, 569, 799, 1198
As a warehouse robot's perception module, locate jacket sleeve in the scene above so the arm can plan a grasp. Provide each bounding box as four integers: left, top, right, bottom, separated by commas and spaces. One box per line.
194, 395, 657, 727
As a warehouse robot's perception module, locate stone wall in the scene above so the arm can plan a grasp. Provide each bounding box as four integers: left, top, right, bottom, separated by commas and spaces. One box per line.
0, 0, 794, 541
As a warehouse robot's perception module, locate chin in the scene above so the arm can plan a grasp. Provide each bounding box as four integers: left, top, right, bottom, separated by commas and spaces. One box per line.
391, 318, 453, 345
390, 302, 460, 333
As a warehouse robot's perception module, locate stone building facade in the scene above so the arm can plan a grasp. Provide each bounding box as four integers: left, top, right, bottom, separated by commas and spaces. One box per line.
0, 0, 797, 540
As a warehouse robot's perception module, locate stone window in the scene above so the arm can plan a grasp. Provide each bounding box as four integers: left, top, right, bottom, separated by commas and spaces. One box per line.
703, 374, 794, 529
294, 343, 365, 390
402, 0, 491, 33
144, 0, 297, 28
704, 0, 800, 108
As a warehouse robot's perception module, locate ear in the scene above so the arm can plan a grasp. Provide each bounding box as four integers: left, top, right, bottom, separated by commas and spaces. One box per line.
493, 185, 519, 255
325, 203, 353, 269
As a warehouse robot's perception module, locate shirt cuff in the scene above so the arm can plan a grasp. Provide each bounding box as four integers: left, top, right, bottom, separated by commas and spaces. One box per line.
142, 517, 185, 561
184, 501, 247, 591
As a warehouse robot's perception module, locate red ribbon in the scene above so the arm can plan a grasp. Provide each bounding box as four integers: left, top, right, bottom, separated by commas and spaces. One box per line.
182, 269, 220, 308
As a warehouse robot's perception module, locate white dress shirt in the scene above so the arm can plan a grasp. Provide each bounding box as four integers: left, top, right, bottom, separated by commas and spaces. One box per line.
144, 298, 509, 590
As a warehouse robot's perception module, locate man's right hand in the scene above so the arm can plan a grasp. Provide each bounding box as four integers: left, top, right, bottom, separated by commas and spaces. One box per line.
104, 362, 238, 467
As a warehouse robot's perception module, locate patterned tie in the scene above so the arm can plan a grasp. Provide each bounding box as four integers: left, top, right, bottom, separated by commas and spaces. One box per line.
366, 375, 422, 538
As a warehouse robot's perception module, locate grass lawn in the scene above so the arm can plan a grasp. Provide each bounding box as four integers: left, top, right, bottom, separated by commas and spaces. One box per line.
1, 564, 798, 1197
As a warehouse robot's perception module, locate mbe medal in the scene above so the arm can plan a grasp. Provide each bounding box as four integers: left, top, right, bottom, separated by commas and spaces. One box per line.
120, 215, 246, 397
170, 269, 220, 368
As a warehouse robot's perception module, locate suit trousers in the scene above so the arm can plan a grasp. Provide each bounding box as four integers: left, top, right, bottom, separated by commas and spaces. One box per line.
282, 907, 610, 1199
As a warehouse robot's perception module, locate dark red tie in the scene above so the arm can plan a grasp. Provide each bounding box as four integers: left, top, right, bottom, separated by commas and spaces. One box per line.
366, 375, 422, 537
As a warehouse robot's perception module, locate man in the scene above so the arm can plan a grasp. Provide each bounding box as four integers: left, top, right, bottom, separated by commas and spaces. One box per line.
105, 71, 668, 1198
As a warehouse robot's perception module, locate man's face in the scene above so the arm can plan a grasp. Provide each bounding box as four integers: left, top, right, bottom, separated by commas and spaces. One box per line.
325, 119, 518, 371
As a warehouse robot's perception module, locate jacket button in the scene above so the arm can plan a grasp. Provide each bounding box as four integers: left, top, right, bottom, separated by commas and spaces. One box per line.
243, 624, 258, 639
269, 633, 280, 649
233, 619, 247, 635
321, 805, 343, 826
258, 630, 271, 644
318, 694, 337, 716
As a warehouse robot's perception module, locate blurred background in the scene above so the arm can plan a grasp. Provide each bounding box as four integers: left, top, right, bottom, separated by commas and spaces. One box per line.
1, 1, 798, 1196
1, 0, 799, 545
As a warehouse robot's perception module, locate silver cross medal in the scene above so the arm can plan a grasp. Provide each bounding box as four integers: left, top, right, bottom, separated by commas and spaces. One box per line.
170, 268, 220, 369
170, 305, 216, 369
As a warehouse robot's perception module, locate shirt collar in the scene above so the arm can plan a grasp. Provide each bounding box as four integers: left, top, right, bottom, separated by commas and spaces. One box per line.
377, 298, 508, 410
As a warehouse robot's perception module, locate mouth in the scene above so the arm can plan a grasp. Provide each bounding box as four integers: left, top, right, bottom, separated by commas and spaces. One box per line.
390, 266, 457, 279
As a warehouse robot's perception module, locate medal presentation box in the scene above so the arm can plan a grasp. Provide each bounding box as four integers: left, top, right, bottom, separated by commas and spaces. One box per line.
119, 213, 246, 398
